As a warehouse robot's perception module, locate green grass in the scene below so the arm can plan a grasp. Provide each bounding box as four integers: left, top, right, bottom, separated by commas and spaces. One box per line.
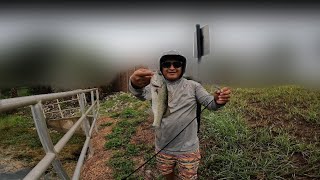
100, 122, 113, 127
0, 87, 32, 99
108, 155, 143, 180
0, 114, 85, 147
18, 87, 32, 97
126, 144, 143, 156
143, 151, 157, 168
227, 85, 320, 124
0, 114, 33, 129
101, 92, 151, 179
100, 85, 320, 179
0, 112, 86, 171
199, 85, 320, 179
0, 114, 39, 147
200, 112, 320, 179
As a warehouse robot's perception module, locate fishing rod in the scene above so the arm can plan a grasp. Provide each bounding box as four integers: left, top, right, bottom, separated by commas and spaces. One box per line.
122, 97, 216, 180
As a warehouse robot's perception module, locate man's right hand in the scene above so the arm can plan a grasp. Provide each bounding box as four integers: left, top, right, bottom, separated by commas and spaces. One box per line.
130, 68, 154, 89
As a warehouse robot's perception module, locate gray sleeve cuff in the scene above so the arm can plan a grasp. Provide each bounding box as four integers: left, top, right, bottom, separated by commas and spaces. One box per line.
195, 83, 224, 110
128, 77, 151, 101
128, 78, 143, 96
213, 99, 225, 109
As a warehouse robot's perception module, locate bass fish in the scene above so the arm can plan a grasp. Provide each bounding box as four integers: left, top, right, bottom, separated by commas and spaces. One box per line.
150, 71, 168, 128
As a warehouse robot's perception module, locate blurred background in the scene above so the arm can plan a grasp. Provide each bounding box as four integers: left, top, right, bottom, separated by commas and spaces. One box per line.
0, 1, 320, 94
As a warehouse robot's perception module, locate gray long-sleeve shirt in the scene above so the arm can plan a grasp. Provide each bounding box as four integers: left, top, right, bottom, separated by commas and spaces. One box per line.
129, 77, 223, 155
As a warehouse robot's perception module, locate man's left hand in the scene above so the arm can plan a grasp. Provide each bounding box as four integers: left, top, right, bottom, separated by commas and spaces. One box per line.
214, 87, 231, 105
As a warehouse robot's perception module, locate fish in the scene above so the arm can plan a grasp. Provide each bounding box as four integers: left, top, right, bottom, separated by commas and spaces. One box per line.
150, 71, 168, 128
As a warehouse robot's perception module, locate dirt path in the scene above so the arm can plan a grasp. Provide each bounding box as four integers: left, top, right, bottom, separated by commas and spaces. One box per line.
0, 150, 28, 173
81, 116, 158, 179
130, 116, 158, 179
81, 117, 116, 179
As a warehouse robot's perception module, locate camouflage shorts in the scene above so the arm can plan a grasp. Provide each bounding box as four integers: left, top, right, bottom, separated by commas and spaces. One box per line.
156, 149, 201, 180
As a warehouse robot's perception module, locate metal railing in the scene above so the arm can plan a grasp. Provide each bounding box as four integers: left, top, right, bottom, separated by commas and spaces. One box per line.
0, 88, 100, 180
43, 97, 80, 120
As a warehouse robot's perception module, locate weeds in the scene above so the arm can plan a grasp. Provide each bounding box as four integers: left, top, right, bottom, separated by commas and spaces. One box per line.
0, 114, 33, 129
225, 85, 320, 124
101, 92, 151, 179
100, 122, 113, 127
199, 85, 320, 179
0, 111, 86, 177
100, 86, 320, 179
126, 144, 141, 156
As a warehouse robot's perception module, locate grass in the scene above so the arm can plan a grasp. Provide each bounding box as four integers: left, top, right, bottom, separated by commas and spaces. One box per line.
100, 122, 113, 127
101, 92, 151, 179
0, 114, 33, 129
0, 87, 32, 99
0, 114, 85, 147
226, 85, 320, 124
199, 85, 320, 179
107, 144, 152, 180
0, 114, 40, 147
108, 157, 136, 179
0, 111, 86, 176
100, 86, 320, 179
100, 92, 150, 117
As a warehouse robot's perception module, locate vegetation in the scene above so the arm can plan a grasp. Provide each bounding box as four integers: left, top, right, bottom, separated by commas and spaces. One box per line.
100, 122, 113, 128
100, 92, 161, 180
2, 85, 319, 179
99, 85, 320, 179
0, 86, 54, 99
199, 85, 320, 179
0, 110, 86, 176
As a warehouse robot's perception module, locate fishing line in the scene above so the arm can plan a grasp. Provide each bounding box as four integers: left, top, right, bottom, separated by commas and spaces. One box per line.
122, 98, 215, 180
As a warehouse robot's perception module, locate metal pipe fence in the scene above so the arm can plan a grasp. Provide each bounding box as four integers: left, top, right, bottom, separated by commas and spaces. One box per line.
0, 88, 100, 180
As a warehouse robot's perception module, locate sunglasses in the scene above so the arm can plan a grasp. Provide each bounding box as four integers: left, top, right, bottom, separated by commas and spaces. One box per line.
161, 61, 183, 68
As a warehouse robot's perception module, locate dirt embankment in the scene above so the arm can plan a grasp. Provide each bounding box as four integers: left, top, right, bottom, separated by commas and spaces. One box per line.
81, 117, 115, 179
245, 102, 320, 144
81, 116, 157, 179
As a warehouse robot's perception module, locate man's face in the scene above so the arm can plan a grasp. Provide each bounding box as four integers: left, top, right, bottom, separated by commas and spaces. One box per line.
161, 60, 183, 81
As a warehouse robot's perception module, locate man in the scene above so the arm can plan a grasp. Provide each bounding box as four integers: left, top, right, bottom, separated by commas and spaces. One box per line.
129, 51, 231, 179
